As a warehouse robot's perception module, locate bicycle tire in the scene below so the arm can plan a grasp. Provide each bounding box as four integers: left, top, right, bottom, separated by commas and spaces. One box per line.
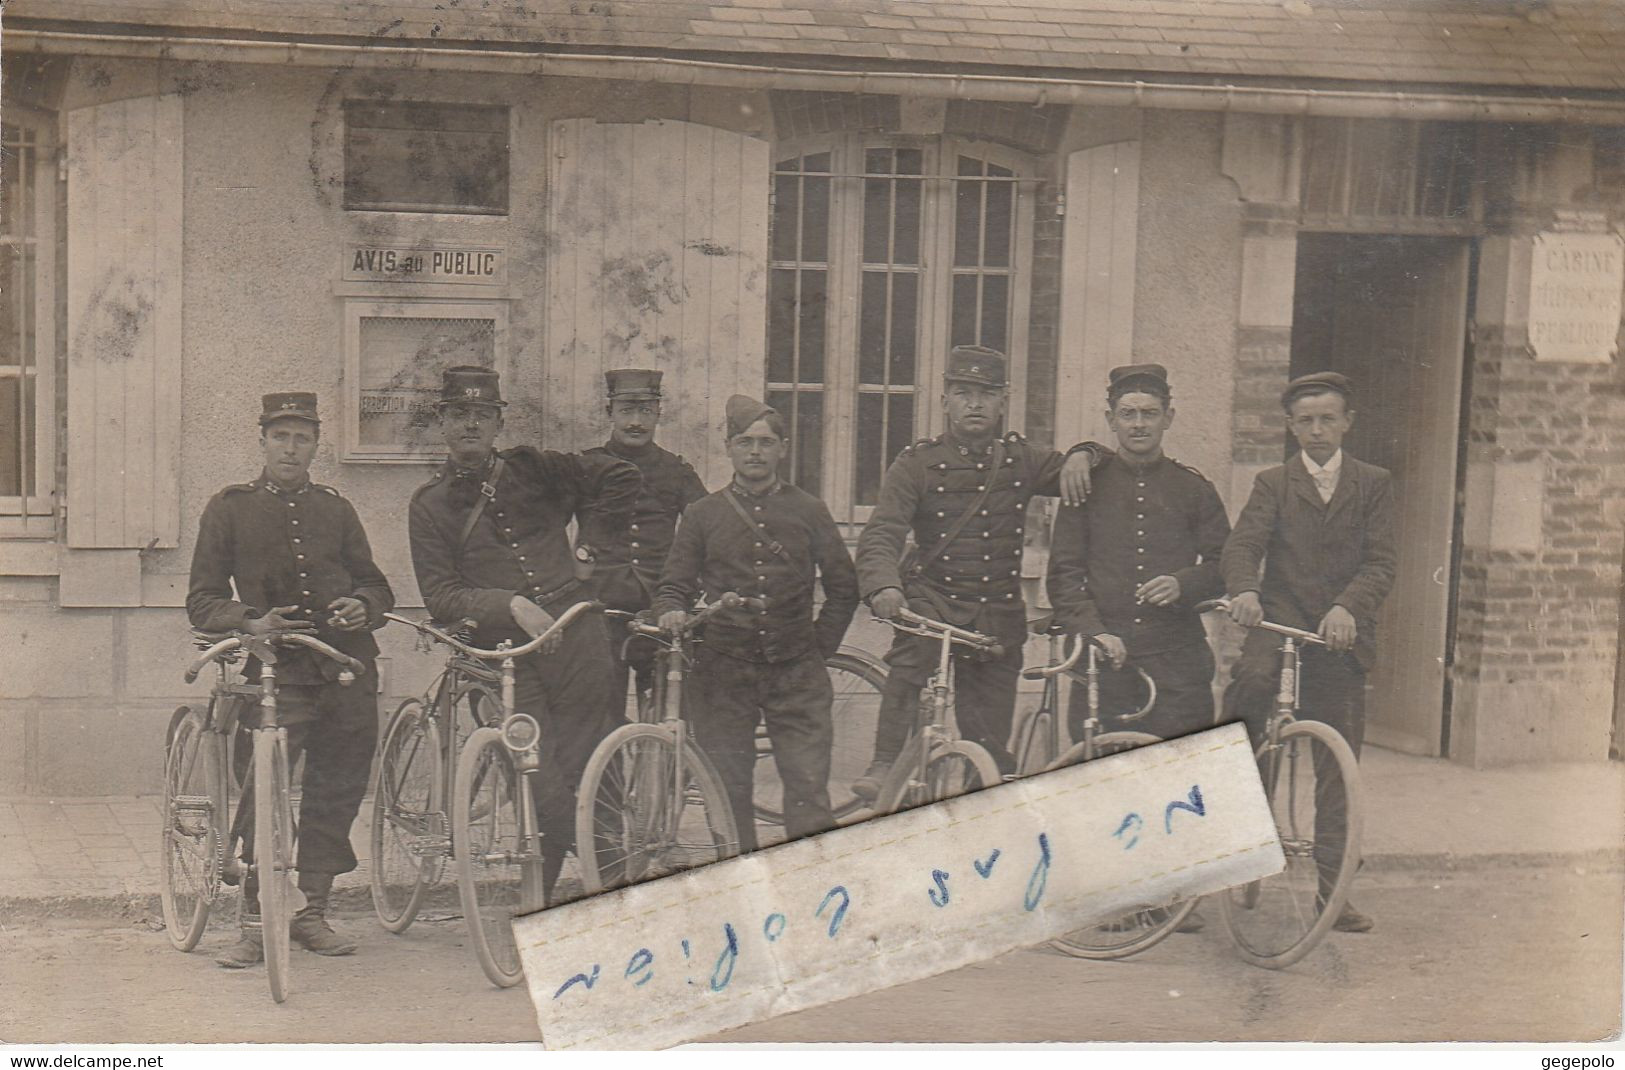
575, 722, 742, 897
255, 730, 296, 1003
874, 737, 1001, 815
160, 706, 218, 952
452, 727, 530, 988
1012, 708, 1055, 777
1219, 718, 1363, 970
1045, 730, 1199, 960
370, 698, 442, 933
754, 648, 888, 825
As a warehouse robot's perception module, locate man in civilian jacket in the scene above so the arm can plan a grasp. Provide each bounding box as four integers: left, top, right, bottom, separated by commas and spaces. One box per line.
654, 395, 859, 853
1221, 370, 1397, 934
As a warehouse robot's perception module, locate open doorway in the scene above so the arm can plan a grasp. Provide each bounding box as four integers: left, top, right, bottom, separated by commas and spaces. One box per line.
1289, 234, 1473, 757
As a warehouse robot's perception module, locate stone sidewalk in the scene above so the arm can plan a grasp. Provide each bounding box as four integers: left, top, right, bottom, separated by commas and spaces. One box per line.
2, 745, 1621, 913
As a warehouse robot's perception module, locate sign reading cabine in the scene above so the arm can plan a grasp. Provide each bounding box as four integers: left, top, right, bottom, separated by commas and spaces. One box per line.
343, 244, 506, 286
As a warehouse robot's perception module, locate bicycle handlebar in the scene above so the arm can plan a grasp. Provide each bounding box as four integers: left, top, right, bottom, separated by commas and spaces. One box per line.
382, 600, 601, 661
184, 631, 366, 685
1194, 597, 1327, 646
617, 592, 766, 639
1021, 633, 1087, 680
885, 608, 1003, 655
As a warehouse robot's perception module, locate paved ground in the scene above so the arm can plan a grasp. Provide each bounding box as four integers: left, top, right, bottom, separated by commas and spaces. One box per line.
0, 862, 1617, 1044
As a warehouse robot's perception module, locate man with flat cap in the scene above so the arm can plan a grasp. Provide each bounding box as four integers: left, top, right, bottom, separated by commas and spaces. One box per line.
1221, 370, 1397, 934
407, 366, 639, 901
854, 344, 1098, 797
188, 391, 395, 967
653, 395, 858, 852
583, 369, 708, 721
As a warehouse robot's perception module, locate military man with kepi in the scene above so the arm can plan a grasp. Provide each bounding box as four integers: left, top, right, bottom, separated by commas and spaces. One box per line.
654, 395, 859, 852
854, 345, 1097, 796
407, 366, 639, 902
583, 369, 708, 720
188, 392, 395, 968
1046, 364, 1231, 742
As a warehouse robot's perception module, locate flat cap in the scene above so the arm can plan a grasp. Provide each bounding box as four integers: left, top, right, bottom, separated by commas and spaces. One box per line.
1281, 371, 1353, 408
725, 394, 778, 438
1108, 363, 1171, 400
606, 368, 663, 401
259, 392, 320, 426
944, 345, 1007, 388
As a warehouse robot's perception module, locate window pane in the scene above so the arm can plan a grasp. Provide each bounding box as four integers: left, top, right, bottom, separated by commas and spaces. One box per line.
865, 148, 892, 175
0, 244, 19, 367
797, 269, 827, 385
983, 173, 1013, 269
893, 176, 921, 265
896, 149, 923, 176
0, 374, 31, 496
886, 394, 915, 478
858, 270, 887, 385
768, 267, 796, 382
889, 272, 918, 386
958, 154, 984, 178
863, 177, 890, 263
951, 273, 978, 349
805, 152, 832, 173
358, 317, 495, 450
802, 175, 831, 263
770, 388, 824, 497
954, 176, 982, 268
855, 392, 883, 506
771, 173, 800, 262
344, 101, 509, 214
980, 274, 1009, 354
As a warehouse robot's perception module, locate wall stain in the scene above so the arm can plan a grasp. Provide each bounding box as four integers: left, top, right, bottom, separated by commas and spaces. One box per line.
75, 268, 154, 364
685, 240, 735, 258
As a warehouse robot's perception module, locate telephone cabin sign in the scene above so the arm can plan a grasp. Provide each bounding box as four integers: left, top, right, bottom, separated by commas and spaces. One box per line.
1528, 217, 1623, 364
343, 244, 506, 286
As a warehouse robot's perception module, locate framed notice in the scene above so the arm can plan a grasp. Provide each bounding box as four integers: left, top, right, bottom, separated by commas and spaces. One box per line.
1528, 229, 1624, 363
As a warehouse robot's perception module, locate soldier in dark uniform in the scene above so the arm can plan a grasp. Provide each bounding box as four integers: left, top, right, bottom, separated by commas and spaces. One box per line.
653, 395, 859, 853
854, 345, 1097, 796
582, 369, 708, 721
407, 366, 638, 902
187, 392, 395, 968
1046, 364, 1231, 743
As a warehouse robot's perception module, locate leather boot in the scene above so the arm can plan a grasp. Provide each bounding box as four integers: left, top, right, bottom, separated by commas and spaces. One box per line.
216, 914, 265, 969
290, 873, 358, 956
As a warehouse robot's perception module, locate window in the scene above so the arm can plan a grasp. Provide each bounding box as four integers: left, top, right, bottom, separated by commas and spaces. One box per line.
344, 101, 510, 215
1, 107, 57, 531
1299, 119, 1481, 231
342, 300, 508, 462
767, 137, 1033, 524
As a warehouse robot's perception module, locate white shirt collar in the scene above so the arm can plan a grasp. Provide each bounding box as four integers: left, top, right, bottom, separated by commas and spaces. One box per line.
1301, 449, 1343, 480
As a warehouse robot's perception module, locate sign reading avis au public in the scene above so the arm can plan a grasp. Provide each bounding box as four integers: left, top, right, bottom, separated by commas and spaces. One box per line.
343, 244, 506, 286
1528, 216, 1623, 364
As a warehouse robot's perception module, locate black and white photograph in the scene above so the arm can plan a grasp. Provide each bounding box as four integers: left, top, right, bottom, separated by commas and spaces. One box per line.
0, 0, 1622, 1051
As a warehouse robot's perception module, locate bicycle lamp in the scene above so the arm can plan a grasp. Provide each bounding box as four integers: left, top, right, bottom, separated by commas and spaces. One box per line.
501, 713, 542, 753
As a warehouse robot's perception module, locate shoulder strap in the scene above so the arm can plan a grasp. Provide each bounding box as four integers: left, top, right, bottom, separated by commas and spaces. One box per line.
458, 456, 506, 550
909, 439, 1005, 578
722, 487, 789, 562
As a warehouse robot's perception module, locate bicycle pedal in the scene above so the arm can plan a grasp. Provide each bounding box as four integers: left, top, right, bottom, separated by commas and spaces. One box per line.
410, 835, 452, 858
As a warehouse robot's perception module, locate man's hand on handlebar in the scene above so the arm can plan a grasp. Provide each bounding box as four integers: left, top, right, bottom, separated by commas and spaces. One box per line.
869, 587, 907, 621
245, 605, 317, 636
658, 609, 690, 636
1228, 591, 1264, 629
1093, 633, 1128, 670
510, 596, 563, 655
1318, 604, 1357, 653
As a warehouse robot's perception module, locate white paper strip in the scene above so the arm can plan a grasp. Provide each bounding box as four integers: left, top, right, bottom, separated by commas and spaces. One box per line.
516, 723, 1281, 1050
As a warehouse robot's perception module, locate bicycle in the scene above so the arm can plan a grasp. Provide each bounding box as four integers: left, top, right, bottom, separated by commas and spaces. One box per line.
751, 645, 889, 829
1012, 627, 1198, 959
374, 600, 599, 989
573, 596, 747, 897
864, 608, 1003, 815
160, 629, 364, 1004
1196, 597, 1364, 969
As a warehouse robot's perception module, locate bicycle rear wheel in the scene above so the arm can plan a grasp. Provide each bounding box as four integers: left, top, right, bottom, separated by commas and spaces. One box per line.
754, 649, 887, 825
254, 730, 296, 1003
1220, 718, 1363, 969
452, 727, 532, 988
576, 723, 741, 896
1047, 730, 1199, 959
370, 698, 442, 933
160, 706, 219, 952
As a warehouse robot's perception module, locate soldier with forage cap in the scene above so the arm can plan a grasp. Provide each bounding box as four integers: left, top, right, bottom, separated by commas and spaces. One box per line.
854, 345, 1100, 797
188, 391, 395, 968
407, 365, 639, 902
1221, 370, 1397, 934
652, 395, 858, 853
582, 369, 708, 720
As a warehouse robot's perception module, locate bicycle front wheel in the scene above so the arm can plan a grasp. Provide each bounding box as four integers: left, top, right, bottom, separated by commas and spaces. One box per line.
160, 706, 219, 952
254, 730, 296, 1003
452, 727, 532, 988
370, 698, 443, 933
914, 740, 1001, 809
575, 723, 741, 897
1045, 730, 1198, 959
754, 649, 887, 825
1012, 708, 1055, 777
1220, 718, 1363, 969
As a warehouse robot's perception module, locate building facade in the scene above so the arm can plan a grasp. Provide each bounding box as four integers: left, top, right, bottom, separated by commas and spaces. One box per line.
3, 0, 1623, 793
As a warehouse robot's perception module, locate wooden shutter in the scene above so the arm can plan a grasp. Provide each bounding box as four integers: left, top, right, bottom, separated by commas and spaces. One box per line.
1054, 141, 1140, 448
65, 94, 184, 548
545, 119, 770, 488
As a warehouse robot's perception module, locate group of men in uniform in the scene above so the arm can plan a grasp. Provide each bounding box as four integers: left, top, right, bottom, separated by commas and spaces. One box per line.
187, 341, 1393, 969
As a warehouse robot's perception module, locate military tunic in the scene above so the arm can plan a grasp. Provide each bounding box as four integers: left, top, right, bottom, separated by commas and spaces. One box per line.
186, 473, 395, 880
582, 440, 708, 612
407, 445, 639, 886
856, 431, 1096, 774
653, 479, 859, 852
1046, 453, 1230, 740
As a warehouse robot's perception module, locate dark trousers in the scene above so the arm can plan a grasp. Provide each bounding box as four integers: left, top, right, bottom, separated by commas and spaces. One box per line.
691, 647, 836, 854
1222, 627, 1366, 900
1066, 641, 1216, 744
606, 630, 658, 725
872, 629, 1024, 776
233, 663, 380, 898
